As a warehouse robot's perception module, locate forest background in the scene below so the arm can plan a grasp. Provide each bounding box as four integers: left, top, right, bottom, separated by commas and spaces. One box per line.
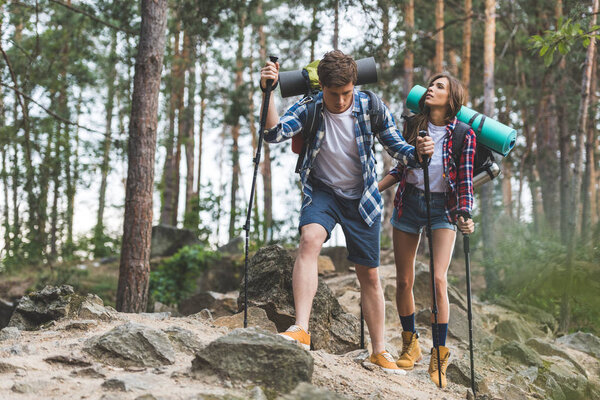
0, 0, 599, 335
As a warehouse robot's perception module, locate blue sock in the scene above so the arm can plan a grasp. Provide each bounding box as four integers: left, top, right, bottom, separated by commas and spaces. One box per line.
431, 323, 448, 347
399, 313, 416, 333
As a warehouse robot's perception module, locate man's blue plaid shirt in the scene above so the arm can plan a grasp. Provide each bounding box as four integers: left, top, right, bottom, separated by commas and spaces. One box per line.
265, 89, 419, 227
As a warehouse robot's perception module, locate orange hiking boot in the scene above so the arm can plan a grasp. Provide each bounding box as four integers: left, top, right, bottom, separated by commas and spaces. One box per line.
278, 325, 311, 350
369, 351, 405, 374
428, 346, 450, 388
396, 331, 422, 370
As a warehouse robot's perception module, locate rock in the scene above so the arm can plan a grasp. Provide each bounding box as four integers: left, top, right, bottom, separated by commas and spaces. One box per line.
448, 304, 469, 341
535, 362, 589, 400
447, 285, 468, 311
179, 291, 237, 317
0, 361, 21, 374
152, 302, 179, 316
337, 290, 360, 316
190, 308, 213, 321
495, 296, 557, 332
102, 375, 154, 392
320, 246, 353, 273
8, 285, 114, 330
196, 256, 242, 294
213, 306, 277, 333
70, 367, 107, 379
139, 312, 171, 321
345, 349, 369, 364
500, 341, 543, 367
65, 320, 98, 330
84, 322, 176, 367
277, 382, 349, 399
555, 331, 600, 359
526, 338, 588, 377
499, 384, 530, 400
446, 357, 487, 393
415, 308, 431, 327
44, 355, 92, 367
78, 294, 116, 321
494, 318, 540, 343
412, 269, 432, 311
150, 224, 200, 258
237, 245, 360, 354
383, 284, 395, 302
0, 297, 15, 329
317, 255, 336, 275
0, 326, 20, 341
11, 380, 51, 394
537, 374, 567, 400
192, 328, 313, 393
162, 326, 204, 354
217, 236, 244, 255
385, 301, 399, 326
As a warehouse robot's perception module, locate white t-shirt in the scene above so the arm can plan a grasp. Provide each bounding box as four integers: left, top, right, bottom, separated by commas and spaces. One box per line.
406, 122, 448, 193
311, 105, 364, 199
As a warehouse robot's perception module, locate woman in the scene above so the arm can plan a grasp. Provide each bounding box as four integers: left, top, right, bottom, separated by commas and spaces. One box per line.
378, 72, 475, 388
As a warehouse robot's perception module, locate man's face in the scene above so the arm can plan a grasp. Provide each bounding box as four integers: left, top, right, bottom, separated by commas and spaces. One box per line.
321, 81, 354, 114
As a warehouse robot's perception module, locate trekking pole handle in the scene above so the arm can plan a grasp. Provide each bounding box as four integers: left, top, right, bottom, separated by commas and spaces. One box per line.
418, 130, 429, 165
265, 56, 279, 91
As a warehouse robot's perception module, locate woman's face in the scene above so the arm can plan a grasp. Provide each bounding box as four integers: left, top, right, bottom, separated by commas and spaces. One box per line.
424, 77, 450, 109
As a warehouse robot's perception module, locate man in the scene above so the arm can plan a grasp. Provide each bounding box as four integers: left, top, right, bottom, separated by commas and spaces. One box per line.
260, 50, 433, 373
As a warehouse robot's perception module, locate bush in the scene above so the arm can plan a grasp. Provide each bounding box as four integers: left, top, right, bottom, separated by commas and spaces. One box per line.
149, 244, 220, 307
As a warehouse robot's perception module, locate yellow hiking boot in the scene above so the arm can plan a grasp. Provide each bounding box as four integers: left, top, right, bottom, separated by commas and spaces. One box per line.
428, 346, 450, 388
396, 331, 422, 370
278, 325, 311, 350
369, 351, 404, 374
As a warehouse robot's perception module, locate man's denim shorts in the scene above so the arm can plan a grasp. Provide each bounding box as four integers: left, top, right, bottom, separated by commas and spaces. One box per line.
391, 184, 456, 234
299, 180, 380, 267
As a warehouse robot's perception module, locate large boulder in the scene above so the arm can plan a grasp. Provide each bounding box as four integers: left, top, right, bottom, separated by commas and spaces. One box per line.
237, 245, 360, 354
494, 317, 541, 343
277, 382, 349, 399
535, 362, 591, 400
150, 225, 200, 258
8, 285, 115, 330
499, 341, 543, 367
178, 291, 237, 317
213, 307, 278, 333
555, 331, 600, 359
0, 298, 15, 329
195, 255, 242, 293
84, 322, 175, 367
192, 328, 313, 394
319, 246, 354, 273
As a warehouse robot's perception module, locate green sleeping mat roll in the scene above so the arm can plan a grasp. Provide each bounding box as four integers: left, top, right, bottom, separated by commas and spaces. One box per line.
406, 85, 516, 156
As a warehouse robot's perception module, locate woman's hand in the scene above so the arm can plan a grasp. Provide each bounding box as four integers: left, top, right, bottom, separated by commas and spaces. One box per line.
457, 215, 474, 235
416, 135, 434, 163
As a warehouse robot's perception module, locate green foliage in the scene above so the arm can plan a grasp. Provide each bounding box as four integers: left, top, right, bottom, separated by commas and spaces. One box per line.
482, 222, 600, 335
149, 244, 220, 307
530, 17, 600, 66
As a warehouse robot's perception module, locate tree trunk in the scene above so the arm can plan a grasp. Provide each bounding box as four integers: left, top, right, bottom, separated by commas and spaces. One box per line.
197, 43, 207, 212
434, 0, 444, 73
403, 0, 414, 98
95, 31, 118, 256
310, 4, 318, 61
378, 0, 394, 248
462, 0, 472, 103
160, 27, 181, 226
183, 32, 198, 231
257, 0, 273, 242
117, 0, 168, 313
228, 6, 246, 240
333, 0, 339, 50
247, 46, 261, 239
556, 0, 570, 243
581, 53, 597, 244
64, 96, 81, 256
560, 0, 598, 333
481, 0, 496, 288
1, 88, 9, 256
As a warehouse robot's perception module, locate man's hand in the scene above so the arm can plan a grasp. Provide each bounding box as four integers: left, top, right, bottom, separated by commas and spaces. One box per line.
260, 61, 279, 91
457, 215, 474, 235
415, 135, 434, 162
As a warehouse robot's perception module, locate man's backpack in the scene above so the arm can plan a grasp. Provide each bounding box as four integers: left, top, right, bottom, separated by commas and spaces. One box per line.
402, 115, 500, 186
292, 90, 386, 173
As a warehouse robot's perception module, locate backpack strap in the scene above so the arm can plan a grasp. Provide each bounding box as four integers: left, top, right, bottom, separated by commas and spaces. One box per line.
451, 120, 471, 168
362, 90, 385, 133
294, 96, 322, 173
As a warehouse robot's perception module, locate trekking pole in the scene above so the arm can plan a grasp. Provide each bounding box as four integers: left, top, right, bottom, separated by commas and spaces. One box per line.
243, 55, 278, 328
457, 210, 476, 398
419, 130, 442, 388
360, 302, 365, 349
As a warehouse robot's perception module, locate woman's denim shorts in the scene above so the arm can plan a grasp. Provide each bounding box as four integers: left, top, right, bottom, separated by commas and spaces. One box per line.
391, 184, 456, 234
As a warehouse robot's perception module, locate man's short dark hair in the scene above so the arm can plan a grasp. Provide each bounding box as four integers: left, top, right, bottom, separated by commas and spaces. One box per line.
317, 50, 358, 88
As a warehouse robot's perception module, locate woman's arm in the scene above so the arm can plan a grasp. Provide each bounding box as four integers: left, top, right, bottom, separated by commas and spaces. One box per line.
378, 173, 399, 193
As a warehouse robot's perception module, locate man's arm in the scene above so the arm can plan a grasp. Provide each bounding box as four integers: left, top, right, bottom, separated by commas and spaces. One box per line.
375, 104, 433, 167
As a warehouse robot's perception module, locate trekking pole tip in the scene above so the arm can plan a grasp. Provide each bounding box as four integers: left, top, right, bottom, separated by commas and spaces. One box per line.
269, 55, 278, 63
